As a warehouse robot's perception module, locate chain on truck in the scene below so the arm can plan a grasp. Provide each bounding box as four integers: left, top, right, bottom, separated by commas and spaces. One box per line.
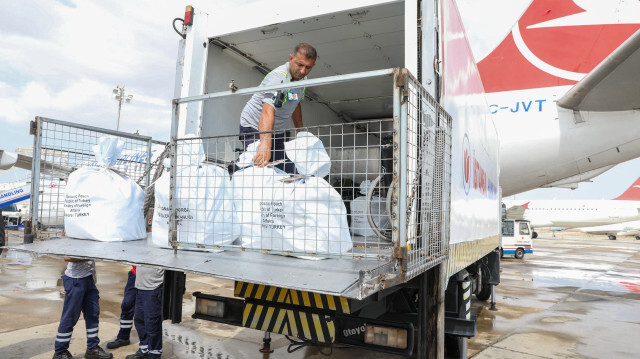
12, 1, 502, 358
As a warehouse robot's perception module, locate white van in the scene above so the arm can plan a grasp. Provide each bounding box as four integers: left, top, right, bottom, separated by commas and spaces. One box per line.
501, 219, 533, 259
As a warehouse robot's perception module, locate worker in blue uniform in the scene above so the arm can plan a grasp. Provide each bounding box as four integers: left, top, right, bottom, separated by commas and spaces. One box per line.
126, 266, 165, 359
106, 266, 137, 349
52, 257, 112, 359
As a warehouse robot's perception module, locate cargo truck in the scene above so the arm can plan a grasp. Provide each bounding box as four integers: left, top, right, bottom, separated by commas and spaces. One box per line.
13, 1, 501, 357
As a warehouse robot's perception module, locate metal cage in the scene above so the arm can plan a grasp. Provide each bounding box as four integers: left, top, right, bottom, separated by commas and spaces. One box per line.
168, 68, 452, 281
29, 117, 164, 238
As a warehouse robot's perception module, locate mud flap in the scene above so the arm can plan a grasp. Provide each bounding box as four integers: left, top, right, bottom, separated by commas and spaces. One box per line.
162, 270, 186, 323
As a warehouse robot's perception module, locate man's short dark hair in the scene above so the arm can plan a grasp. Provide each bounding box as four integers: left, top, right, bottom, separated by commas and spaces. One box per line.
293, 43, 317, 60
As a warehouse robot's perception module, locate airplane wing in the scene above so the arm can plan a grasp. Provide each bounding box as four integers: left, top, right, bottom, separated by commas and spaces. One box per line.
558, 29, 640, 111
0, 149, 73, 177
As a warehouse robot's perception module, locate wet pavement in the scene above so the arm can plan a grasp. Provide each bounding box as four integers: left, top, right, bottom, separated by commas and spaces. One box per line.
1, 230, 639, 358
469, 233, 640, 359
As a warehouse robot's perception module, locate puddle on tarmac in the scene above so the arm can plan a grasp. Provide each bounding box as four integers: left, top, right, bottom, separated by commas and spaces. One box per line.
540, 315, 579, 323
0, 249, 67, 300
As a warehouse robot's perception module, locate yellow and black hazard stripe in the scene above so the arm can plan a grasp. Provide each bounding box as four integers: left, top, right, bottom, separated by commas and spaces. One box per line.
234, 281, 350, 314
242, 302, 335, 343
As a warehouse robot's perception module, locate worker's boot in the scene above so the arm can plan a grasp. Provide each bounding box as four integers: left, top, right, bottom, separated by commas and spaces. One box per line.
85, 345, 113, 359
106, 338, 131, 349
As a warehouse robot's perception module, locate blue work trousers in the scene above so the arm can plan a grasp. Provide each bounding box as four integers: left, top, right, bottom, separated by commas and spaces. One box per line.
54, 275, 100, 353
134, 285, 163, 358
116, 270, 137, 340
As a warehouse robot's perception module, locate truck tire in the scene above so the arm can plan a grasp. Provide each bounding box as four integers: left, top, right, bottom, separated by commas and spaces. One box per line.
608, 235, 616, 240
476, 282, 491, 301
476, 265, 492, 301
515, 248, 525, 259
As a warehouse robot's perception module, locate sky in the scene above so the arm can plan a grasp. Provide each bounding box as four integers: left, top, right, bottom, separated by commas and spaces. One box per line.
1, 0, 638, 200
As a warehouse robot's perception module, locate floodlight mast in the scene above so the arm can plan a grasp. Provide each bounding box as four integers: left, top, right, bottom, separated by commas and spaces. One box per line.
112, 85, 133, 131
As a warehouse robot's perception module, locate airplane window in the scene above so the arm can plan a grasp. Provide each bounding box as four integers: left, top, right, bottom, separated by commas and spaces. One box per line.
519, 222, 530, 235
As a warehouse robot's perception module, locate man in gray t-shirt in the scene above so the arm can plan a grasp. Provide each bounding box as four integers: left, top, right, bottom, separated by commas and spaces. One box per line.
126, 266, 164, 359
238, 43, 317, 173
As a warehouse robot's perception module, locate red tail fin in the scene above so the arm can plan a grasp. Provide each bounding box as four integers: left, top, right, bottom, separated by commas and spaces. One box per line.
477, 0, 640, 93
613, 177, 640, 200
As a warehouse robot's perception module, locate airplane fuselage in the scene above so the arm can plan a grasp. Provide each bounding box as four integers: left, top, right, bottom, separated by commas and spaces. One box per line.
505, 199, 640, 228
494, 86, 640, 196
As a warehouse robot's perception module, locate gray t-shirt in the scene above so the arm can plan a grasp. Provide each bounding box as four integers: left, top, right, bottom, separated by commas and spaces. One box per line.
239, 62, 306, 132
65, 260, 95, 279
135, 266, 165, 290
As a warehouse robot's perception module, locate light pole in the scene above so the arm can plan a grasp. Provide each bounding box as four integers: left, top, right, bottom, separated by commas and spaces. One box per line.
112, 85, 133, 131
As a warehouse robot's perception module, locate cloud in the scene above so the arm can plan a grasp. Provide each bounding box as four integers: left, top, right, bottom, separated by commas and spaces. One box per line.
0, 0, 187, 144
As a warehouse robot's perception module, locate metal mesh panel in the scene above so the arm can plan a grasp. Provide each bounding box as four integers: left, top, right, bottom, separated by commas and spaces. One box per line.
167, 68, 452, 272
30, 117, 161, 237
403, 74, 452, 279
168, 120, 396, 259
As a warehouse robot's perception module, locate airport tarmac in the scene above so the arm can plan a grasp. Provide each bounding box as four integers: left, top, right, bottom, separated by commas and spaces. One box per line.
1, 230, 639, 359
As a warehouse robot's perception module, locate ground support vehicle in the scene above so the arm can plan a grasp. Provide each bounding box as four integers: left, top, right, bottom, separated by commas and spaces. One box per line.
1, 203, 25, 229
501, 219, 533, 259
11, 1, 501, 357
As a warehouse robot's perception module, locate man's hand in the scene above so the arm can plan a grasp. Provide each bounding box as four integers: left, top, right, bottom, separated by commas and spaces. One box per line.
253, 141, 272, 167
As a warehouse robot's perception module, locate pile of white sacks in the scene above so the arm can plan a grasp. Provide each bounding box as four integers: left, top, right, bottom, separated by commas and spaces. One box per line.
152, 132, 352, 255
63, 133, 352, 255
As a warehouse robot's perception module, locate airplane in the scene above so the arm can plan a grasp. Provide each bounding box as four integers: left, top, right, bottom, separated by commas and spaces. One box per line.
575, 220, 640, 241
471, 0, 640, 196
504, 176, 640, 238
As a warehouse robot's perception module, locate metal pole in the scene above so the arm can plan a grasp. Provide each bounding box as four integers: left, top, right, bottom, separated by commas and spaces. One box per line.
116, 86, 123, 131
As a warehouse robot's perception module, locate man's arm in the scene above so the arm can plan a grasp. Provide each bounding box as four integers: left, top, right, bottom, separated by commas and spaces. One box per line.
254, 103, 276, 166
292, 103, 303, 131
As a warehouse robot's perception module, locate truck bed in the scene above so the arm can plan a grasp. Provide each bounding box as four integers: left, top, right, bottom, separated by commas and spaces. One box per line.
10, 236, 394, 299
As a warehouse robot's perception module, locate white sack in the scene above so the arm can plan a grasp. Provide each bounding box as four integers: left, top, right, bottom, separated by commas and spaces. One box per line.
236, 141, 260, 168
284, 131, 331, 177
231, 166, 352, 255
152, 141, 238, 249
64, 136, 146, 241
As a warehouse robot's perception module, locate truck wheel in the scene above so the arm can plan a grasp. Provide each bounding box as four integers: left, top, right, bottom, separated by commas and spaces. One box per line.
608, 235, 616, 240
515, 248, 525, 259
476, 283, 491, 301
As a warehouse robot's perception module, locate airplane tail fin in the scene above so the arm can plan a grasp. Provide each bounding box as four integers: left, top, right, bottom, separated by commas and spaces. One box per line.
477, 0, 640, 93
613, 177, 640, 200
